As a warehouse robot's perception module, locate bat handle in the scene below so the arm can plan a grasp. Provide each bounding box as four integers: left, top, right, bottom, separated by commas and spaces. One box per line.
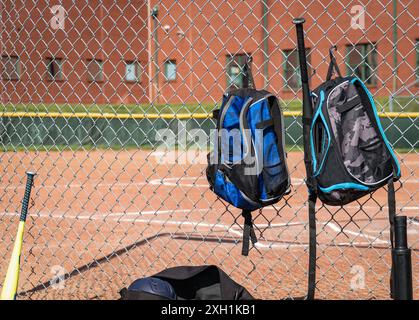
293, 18, 309, 84
293, 17, 313, 120
20, 172, 36, 222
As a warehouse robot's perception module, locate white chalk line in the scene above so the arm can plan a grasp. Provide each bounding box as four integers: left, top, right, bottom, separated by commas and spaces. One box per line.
148, 177, 307, 188
1, 174, 417, 250
149, 176, 419, 188
0, 181, 149, 191
107, 208, 211, 216
0, 209, 399, 250
362, 228, 419, 236
363, 218, 419, 235
324, 221, 388, 245
2, 174, 418, 191
150, 151, 419, 167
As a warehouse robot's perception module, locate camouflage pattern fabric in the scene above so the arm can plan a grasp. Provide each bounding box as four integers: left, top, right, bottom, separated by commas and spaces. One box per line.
327, 81, 391, 184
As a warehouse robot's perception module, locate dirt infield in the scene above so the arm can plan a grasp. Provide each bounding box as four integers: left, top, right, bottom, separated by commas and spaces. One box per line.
0, 150, 417, 299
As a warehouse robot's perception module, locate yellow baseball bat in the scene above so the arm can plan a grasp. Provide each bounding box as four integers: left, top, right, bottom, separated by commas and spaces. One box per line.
1, 172, 36, 300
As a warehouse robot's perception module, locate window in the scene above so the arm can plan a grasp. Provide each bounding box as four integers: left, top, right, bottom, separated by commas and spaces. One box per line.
164, 60, 177, 81
346, 43, 377, 86
87, 59, 103, 82
2, 55, 20, 80
283, 49, 311, 90
46, 57, 63, 81
125, 61, 141, 82
226, 54, 249, 89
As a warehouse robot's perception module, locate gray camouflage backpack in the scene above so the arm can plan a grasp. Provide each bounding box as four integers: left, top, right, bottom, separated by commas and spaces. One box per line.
309, 48, 400, 205
305, 46, 401, 298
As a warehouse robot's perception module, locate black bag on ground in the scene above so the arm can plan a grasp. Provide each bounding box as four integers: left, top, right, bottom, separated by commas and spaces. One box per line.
120, 265, 254, 300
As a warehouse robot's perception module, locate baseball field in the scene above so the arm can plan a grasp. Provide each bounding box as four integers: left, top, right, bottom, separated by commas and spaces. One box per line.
0, 148, 417, 299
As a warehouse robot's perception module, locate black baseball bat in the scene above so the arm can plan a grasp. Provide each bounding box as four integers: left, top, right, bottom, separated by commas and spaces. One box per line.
293, 17, 316, 300
392, 216, 413, 300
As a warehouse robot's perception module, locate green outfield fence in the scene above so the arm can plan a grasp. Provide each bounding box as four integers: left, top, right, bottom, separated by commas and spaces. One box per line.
0, 112, 418, 150
0, 0, 417, 300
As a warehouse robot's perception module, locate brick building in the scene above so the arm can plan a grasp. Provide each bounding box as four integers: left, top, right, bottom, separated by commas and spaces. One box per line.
1, 0, 418, 107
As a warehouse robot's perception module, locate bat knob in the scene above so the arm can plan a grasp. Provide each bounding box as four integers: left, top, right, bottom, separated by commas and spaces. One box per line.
293, 17, 306, 25
26, 172, 36, 177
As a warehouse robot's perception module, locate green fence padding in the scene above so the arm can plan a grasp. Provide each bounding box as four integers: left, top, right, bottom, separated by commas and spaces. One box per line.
0, 116, 417, 150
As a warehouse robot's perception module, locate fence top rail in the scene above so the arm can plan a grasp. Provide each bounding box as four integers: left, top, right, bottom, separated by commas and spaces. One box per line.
0, 111, 418, 119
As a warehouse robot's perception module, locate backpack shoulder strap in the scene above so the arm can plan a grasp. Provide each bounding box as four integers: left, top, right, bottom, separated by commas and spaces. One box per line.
326, 45, 342, 81
388, 178, 396, 298
306, 193, 317, 300
241, 209, 257, 256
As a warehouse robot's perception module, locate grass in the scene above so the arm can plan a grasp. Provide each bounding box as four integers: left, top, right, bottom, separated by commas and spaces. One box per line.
0, 103, 217, 114
0, 143, 157, 153
280, 96, 418, 113
0, 99, 307, 114
375, 96, 418, 113
1, 95, 417, 115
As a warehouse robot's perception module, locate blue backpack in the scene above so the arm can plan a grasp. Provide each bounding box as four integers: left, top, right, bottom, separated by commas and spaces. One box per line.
207, 57, 290, 255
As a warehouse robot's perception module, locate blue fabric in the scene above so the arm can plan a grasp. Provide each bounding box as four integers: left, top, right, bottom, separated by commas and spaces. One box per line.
212, 94, 286, 207
319, 182, 370, 193
247, 98, 280, 166
258, 174, 268, 201
351, 78, 401, 178
213, 170, 259, 210
310, 91, 330, 176
246, 98, 270, 201
247, 98, 282, 201
220, 96, 245, 164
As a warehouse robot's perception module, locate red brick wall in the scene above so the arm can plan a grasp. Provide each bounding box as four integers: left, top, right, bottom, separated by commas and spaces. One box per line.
1, 0, 149, 105
1, 0, 418, 106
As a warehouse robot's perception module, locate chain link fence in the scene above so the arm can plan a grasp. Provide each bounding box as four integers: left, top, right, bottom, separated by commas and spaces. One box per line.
0, 0, 417, 299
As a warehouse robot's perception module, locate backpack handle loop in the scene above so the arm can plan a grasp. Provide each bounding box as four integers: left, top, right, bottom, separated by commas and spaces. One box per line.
326, 45, 342, 81
243, 55, 255, 89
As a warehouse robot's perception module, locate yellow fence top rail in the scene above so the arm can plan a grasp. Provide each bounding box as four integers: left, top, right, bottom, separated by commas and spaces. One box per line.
0, 111, 418, 119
